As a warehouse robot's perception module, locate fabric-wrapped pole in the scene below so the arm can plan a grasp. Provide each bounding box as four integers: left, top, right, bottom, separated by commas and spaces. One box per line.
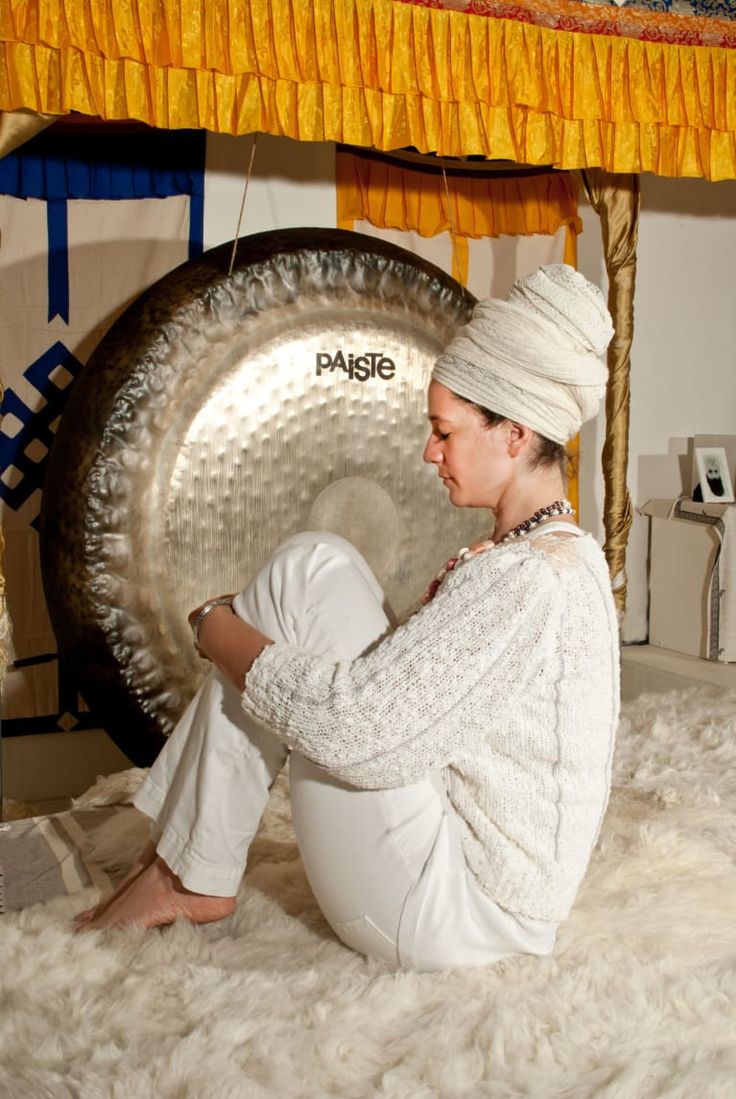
578, 169, 640, 616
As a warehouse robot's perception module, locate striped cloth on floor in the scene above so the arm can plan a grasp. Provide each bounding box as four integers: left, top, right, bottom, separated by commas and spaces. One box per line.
0, 807, 125, 913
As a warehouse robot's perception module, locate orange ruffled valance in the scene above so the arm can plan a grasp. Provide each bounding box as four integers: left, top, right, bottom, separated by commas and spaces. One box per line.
2, 0, 736, 181
337, 147, 581, 280
337, 150, 581, 243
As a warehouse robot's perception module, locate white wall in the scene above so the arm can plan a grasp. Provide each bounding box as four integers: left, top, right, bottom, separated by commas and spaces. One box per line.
622, 175, 736, 640
204, 133, 337, 246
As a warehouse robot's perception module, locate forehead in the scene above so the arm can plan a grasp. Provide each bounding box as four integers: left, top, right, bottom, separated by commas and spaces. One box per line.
427, 380, 477, 422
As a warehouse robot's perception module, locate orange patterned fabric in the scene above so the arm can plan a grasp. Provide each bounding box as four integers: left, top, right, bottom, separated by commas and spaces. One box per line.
406, 0, 736, 48
337, 151, 582, 242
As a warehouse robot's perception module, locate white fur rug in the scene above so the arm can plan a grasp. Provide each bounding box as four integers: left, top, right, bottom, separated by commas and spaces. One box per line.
1, 686, 735, 1099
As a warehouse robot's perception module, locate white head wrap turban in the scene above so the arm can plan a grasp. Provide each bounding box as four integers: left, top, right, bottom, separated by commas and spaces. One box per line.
431, 264, 614, 444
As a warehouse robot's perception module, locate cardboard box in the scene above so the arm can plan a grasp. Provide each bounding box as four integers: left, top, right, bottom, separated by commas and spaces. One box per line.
638, 498, 736, 663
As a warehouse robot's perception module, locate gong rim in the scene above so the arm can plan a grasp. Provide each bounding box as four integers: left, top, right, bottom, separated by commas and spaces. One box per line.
40, 228, 476, 766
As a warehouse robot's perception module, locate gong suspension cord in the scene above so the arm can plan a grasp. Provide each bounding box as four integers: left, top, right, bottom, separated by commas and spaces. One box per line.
441, 165, 462, 282
228, 133, 259, 278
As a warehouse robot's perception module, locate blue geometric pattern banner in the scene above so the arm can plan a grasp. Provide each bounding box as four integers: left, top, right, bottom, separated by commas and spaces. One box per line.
0, 341, 85, 528
0, 126, 206, 739
0, 127, 206, 324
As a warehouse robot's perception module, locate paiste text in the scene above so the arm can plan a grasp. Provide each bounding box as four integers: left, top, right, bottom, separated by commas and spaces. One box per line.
316, 351, 396, 382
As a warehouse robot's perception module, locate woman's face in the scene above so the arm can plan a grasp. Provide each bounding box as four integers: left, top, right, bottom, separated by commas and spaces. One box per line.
423, 381, 512, 509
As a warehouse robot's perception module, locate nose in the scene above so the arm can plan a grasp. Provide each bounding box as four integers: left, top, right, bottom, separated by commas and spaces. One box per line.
423, 433, 440, 465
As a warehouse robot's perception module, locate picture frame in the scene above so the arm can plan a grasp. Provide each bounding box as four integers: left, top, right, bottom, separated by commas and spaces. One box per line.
694, 446, 735, 503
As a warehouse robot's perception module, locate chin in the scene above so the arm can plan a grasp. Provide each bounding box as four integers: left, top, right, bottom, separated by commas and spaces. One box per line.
445, 483, 485, 509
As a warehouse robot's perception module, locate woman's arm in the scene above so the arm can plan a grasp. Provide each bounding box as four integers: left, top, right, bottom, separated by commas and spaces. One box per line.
190, 602, 273, 688
241, 548, 562, 788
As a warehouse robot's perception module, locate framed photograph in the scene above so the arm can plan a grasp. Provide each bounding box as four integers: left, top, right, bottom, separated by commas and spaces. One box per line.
694, 446, 735, 503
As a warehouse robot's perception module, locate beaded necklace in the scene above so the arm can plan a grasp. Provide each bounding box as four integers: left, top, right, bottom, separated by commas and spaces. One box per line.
421, 499, 575, 605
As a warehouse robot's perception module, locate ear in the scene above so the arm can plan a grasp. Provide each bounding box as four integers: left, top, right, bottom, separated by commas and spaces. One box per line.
506, 421, 536, 458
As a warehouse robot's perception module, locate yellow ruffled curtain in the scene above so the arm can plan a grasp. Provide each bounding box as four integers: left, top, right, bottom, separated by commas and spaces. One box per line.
337, 148, 583, 513
2, 0, 735, 181
337, 149, 581, 282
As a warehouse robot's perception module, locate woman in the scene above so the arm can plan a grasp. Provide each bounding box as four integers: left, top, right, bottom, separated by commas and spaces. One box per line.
79, 264, 620, 971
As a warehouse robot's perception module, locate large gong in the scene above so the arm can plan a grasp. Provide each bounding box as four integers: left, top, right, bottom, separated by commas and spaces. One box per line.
41, 228, 481, 766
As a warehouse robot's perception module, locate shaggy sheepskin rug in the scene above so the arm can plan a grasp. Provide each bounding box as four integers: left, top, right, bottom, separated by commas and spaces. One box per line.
1, 686, 735, 1099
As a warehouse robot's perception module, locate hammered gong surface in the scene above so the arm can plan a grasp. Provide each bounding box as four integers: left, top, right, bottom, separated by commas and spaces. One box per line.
41, 229, 480, 765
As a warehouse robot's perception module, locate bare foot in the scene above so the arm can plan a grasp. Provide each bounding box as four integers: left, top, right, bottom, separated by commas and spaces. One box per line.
81, 856, 236, 930
75, 839, 158, 927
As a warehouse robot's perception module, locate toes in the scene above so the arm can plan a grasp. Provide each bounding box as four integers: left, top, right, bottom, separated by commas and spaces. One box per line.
74, 905, 99, 923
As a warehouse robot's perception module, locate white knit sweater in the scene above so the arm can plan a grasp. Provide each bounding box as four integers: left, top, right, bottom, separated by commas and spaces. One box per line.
242, 530, 620, 922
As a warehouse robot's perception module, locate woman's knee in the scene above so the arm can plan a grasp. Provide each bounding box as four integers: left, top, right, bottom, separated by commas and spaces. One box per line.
269, 531, 384, 605
233, 531, 389, 656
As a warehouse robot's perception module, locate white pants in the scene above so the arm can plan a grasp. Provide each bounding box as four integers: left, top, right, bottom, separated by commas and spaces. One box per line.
134, 532, 557, 970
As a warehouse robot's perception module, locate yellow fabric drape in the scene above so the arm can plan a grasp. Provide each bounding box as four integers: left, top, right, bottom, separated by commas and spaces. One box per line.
3, 0, 735, 181
336, 148, 582, 513
579, 169, 640, 615
450, 235, 469, 289
337, 152, 583, 242
337, 150, 581, 288
337, 149, 581, 288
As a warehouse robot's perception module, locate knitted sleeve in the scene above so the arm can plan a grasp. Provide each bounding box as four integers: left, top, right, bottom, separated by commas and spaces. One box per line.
241, 548, 561, 788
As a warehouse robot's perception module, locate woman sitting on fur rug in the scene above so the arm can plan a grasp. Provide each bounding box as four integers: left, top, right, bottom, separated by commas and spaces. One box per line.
77, 264, 620, 972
